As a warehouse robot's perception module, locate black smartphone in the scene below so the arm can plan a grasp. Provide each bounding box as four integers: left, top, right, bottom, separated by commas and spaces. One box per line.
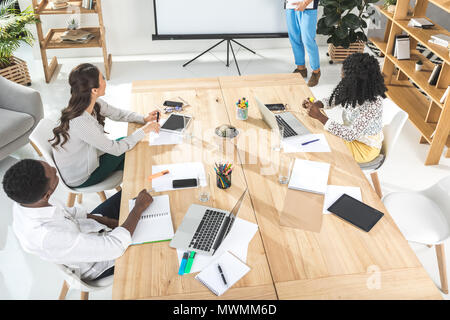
163, 100, 183, 108
172, 178, 198, 189
265, 103, 286, 111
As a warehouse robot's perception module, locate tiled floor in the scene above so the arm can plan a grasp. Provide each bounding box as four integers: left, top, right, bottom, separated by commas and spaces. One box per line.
0, 43, 449, 299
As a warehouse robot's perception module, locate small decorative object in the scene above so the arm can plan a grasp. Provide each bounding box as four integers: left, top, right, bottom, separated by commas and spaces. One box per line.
236, 97, 248, 120
383, 0, 397, 13
215, 125, 239, 139
67, 17, 79, 30
415, 59, 423, 71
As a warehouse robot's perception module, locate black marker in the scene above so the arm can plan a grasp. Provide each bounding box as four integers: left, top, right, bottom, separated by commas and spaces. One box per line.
217, 264, 227, 286
156, 111, 160, 123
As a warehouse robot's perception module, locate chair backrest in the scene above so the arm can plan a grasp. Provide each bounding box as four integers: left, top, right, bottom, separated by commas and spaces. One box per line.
56, 264, 113, 292
423, 176, 450, 223
381, 102, 408, 158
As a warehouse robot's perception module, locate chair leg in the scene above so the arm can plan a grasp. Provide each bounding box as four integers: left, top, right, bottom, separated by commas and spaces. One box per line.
115, 186, 122, 192
427, 245, 434, 248
370, 172, 383, 198
435, 244, 448, 294
77, 193, 83, 204
97, 191, 107, 202
67, 193, 76, 207
59, 281, 69, 300
81, 291, 89, 300
30, 141, 42, 157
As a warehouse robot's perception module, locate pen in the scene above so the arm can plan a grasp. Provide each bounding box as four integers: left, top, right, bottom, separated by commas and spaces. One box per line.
156, 111, 160, 123
302, 138, 320, 145
184, 251, 196, 274
178, 252, 189, 275
217, 264, 227, 286
148, 169, 169, 181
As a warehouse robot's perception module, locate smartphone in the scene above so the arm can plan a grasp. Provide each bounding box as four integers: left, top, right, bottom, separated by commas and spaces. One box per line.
265, 103, 286, 111
163, 100, 183, 108
172, 178, 198, 189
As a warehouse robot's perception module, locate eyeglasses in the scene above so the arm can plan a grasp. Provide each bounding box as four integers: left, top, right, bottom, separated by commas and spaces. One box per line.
163, 106, 183, 113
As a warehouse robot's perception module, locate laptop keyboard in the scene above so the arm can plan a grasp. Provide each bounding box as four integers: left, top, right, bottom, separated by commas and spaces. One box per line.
275, 115, 298, 138
189, 210, 226, 252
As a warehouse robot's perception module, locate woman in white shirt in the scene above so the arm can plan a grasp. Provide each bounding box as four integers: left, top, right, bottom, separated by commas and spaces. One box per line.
50, 63, 160, 187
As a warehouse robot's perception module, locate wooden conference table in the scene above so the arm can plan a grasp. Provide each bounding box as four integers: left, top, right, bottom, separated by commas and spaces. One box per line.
112, 74, 442, 300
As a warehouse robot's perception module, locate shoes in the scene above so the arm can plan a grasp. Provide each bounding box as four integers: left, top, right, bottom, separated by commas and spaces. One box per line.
293, 68, 307, 78
307, 70, 321, 87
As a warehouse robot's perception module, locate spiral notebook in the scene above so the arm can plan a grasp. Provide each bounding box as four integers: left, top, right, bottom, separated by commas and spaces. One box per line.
195, 251, 250, 296
128, 194, 174, 245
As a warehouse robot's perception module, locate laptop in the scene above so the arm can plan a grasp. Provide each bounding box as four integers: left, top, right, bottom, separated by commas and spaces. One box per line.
255, 96, 310, 139
170, 189, 247, 256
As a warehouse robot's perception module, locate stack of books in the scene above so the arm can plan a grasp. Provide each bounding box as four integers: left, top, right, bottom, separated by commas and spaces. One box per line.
407, 18, 434, 29
49, 0, 68, 9
428, 34, 450, 48
60, 29, 94, 44
82, 0, 94, 9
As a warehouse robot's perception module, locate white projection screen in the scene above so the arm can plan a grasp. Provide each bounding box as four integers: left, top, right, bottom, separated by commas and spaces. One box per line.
153, 0, 289, 39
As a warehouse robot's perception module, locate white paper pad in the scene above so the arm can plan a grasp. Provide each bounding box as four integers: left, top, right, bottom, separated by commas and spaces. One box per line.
323, 185, 362, 214
176, 217, 258, 274
282, 134, 331, 153
151, 162, 206, 192
149, 119, 183, 146
288, 159, 331, 194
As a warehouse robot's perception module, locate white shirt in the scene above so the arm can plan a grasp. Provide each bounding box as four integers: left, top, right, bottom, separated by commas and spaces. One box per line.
12, 202, 132, 281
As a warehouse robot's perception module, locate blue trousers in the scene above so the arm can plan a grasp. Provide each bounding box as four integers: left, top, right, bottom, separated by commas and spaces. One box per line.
286, 9, 320, 70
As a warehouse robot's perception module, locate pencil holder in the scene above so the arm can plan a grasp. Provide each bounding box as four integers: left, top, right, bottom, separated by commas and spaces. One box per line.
236, 106, 248, 120
216, 171, 232, 189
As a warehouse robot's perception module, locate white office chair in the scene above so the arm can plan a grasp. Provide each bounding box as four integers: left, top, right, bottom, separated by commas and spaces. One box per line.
382, 176, 450, 294
29, 119, 123, 206
359, 100, 408, 198
57, 265, 113, 300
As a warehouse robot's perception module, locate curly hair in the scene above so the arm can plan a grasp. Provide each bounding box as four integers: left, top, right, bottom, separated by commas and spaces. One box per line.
328, 53, 387, 109
2, 159, 49, 204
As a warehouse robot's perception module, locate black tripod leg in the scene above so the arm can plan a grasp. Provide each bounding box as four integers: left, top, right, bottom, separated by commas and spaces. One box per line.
231, 39, 256, 54
229, 41, 241, 76
226, 40, 230, 67
183, 39, 226, 67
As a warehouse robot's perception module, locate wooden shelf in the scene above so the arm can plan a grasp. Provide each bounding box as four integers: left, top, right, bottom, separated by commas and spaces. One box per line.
35, 0, 96, 15
428, 0, 450, 13
43, 27, 102, 49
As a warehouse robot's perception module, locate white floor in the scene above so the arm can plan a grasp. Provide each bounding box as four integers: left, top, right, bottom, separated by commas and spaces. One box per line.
0, 43, 449, 299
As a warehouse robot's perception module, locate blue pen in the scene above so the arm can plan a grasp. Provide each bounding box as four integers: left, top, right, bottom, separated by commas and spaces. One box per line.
178, 252, 189, 275
302, 138, 320, 145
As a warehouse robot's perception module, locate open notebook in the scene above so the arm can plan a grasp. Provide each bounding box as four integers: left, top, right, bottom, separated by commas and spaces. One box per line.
128, 194, 174, 245
195, 251, 250, 296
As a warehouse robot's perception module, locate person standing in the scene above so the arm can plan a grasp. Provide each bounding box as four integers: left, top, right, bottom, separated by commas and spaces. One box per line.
285, 0, 321, 87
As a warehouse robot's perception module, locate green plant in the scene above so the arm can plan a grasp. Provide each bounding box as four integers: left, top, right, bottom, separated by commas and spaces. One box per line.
317, 0, 378, 48
0, 0, 39, 68
383, 0, 397, 8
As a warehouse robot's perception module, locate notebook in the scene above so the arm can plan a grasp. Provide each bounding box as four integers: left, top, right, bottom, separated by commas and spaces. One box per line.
195, 251, 250, 296
288, 159, 330, 194
128, 194, 174, 245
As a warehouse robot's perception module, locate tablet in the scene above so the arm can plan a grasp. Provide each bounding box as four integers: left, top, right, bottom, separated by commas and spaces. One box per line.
160, 113, 192, 134
327, 194, 384, 232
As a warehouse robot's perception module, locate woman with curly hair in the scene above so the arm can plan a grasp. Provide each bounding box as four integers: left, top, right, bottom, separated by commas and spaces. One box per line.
302, 53, 387, 163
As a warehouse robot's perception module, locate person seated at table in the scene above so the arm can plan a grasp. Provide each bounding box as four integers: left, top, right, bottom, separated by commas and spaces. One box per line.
50, 63, 161, 188
2, 159, 152, 281
302, 53, 387, 163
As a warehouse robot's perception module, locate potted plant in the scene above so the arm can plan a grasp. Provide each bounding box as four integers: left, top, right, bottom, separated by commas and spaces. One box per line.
0, 0, 39, 85
415, 59, 423, 71
67, 17, 79, 30
383, 0, 397, 13
317, 0, 378, 63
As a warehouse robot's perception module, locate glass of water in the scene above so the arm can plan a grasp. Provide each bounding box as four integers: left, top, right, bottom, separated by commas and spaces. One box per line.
197, 173, 211, 202
278, 152, 293, 185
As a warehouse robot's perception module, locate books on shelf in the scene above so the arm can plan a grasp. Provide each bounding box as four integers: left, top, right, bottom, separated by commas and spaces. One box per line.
82, 0, 94, 9
440, 86, 450, 104
49, 0, 68, 9
428, 34, 450, 48
428, 64, 442, 85
60, 29, 95, 43
408, 18, 434, 28
393, 34, 410, 60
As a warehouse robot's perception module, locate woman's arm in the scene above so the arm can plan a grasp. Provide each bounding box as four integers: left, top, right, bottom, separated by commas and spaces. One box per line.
97, 98, 145, 124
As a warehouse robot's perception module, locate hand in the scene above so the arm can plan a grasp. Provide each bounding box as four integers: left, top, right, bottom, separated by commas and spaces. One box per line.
294, 1, 307, 11
144, 110, 160, 122
134, 189, 153, 212
302, 99, 324, 109
307, 104, 329, 125
142, 122, 160, 134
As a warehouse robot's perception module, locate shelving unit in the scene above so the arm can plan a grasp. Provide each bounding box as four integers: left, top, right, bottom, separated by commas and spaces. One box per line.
32, 0, 112, 83
370, 0, 450, 165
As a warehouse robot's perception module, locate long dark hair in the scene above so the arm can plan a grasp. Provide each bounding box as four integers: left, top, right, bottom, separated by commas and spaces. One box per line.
50, 63, 105, 148
328, 53, 387, 109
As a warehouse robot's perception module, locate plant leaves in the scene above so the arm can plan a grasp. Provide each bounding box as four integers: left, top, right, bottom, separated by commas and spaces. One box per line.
324, 12, 340, 27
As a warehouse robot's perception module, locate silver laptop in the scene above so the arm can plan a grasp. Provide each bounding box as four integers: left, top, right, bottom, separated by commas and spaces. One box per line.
255, 96, 310, 139
170, 189, 247, 256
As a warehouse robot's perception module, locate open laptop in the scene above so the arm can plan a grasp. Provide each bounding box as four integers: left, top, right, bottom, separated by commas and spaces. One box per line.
170, 189, 247, 256
255, 96, 310, 139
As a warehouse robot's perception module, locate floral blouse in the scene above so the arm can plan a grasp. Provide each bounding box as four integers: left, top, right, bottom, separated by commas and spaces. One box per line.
322, 96, 384, 149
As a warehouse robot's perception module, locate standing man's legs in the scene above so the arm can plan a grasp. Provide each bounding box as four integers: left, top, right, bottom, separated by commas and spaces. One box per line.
286, 9, 307, 77
300, 10, 321, 87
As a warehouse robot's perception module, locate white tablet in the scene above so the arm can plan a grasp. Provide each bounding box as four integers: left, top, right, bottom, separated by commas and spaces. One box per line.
160, 113, 192, 134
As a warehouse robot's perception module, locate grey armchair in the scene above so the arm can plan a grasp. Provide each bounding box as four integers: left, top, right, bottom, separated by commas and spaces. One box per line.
0, 76, 44, 160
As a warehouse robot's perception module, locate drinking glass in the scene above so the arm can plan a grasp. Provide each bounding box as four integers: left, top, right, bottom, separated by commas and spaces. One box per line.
197, 173, 210, 202
278, 153, 293, 184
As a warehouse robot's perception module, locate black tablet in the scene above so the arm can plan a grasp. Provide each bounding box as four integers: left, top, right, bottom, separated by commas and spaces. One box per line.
160, 113, 192, 133
327, 194, 384, 232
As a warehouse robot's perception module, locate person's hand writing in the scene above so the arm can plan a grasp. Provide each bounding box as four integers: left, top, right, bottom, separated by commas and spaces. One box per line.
144, 110, 160, 122
142, 122, 160, 134
134, 189, 153, 212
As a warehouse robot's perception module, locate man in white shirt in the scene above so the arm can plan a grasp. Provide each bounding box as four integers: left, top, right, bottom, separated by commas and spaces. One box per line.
2, 159, 152, 281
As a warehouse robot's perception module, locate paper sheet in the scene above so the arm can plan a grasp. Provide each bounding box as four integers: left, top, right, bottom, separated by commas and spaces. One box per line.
323, 185, 362, 214
176, 217, 258, 274
149, 119, 183, 146
282, 134, 331, 153
288, 159, 331, 194
151, 162, 206, 192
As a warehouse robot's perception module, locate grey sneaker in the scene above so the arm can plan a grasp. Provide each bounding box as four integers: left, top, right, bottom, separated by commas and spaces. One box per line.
307, 70, 321, 87
293, 68, 307, 78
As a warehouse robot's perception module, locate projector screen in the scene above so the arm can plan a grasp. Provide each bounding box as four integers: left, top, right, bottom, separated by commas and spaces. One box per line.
153, 0, 289, 40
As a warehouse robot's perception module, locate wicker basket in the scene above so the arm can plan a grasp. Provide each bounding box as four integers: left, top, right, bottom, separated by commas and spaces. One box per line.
328, 41, 366, 63
0, 56, 31, 86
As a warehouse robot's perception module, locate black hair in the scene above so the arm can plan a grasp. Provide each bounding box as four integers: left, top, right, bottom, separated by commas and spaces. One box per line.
2, 159, 49, 204
328, 52, 387, 109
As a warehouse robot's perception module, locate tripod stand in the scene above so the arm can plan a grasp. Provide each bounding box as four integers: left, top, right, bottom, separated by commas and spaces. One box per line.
182, 38, 256, 76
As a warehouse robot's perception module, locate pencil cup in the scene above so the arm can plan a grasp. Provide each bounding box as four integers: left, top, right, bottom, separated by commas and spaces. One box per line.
236, 106, 248, 120
216, 171, 232, 189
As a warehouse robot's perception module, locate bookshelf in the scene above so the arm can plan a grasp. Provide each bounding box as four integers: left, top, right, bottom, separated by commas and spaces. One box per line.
32, 0, 112, 83
370, 0, 450, 165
